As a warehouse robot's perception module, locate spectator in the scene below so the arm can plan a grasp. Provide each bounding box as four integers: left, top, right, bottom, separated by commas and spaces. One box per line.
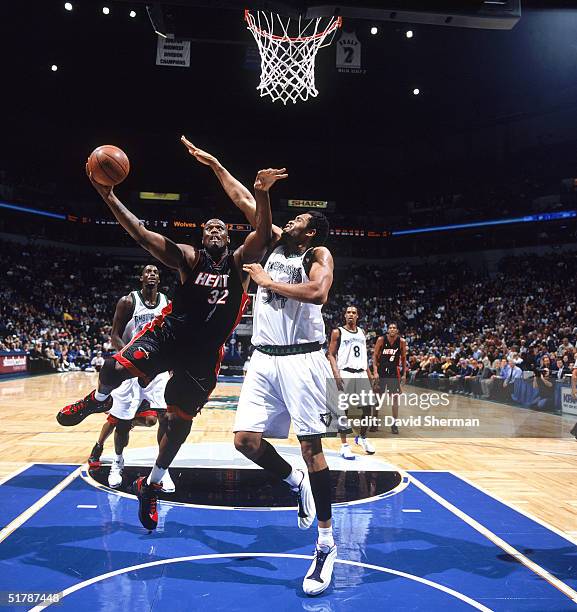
533, 368, 555, 411
90, 351, 105, 372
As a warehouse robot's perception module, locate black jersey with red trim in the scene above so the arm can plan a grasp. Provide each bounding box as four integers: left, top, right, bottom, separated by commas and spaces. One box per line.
378, 335, 401, 376
166, 249, 246, 350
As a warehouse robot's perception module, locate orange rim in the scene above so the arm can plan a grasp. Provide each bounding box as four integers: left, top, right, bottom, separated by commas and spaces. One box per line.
245, 10, 342, 43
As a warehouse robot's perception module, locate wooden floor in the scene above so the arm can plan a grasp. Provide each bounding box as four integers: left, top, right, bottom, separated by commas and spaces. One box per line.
2, 371, 577, 539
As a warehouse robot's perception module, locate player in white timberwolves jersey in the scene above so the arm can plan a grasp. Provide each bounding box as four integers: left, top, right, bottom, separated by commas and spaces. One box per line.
328, 305, 375, 457
237, 210, 339, 596
183, 143, 337, 595
87, 265, 173, 491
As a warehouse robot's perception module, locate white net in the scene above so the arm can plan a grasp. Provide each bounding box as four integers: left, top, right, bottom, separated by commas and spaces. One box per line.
245, 10, 342, 105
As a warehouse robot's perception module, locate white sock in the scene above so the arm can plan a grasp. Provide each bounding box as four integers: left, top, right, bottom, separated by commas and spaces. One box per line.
147, 463, 166, 485
283, 469, 303, 488
317, 526, 335, 549
94, 391, 109, 402
114, 454, 123, 462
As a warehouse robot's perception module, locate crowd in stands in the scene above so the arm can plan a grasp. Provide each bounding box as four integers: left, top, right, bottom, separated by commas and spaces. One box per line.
2, 238, 577, 411
0, 240, 249, 374
324, 252, 577, 409
0, 241, 169, 372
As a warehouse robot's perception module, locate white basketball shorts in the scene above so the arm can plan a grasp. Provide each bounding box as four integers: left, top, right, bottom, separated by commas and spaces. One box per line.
109, 372, 169, 421
340, 370, 374, 408
233, 349, 340, 439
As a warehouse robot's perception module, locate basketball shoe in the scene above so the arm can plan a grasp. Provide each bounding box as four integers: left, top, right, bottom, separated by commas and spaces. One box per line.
132, 477, 161, 531
57, 390, 112, 426
291, 469, 315, 529
302, 544, 337, 596
355, 436, 375, 455
108, 456, 124, 489
340, 444, 355, 460
88, 442, 103, 470
161, 469, 175, 494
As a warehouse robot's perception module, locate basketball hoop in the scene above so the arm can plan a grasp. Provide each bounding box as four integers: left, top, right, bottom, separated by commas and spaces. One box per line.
244, 9, 342, 105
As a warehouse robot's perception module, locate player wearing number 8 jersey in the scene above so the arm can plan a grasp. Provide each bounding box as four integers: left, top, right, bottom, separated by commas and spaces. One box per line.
327, 306, 375, 457
57, 136, 287, 531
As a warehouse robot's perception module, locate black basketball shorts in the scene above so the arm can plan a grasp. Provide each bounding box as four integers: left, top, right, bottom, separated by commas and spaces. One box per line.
114, 317, 223, 418
379, 372, 402, 394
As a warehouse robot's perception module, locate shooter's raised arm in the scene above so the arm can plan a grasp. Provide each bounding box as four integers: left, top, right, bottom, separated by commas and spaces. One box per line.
87, 165, 194, 272
236, 168, 287, 264
181, 136, 283, 242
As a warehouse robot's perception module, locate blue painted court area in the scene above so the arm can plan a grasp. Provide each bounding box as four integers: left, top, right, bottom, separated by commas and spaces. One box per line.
1, 465, 576, 611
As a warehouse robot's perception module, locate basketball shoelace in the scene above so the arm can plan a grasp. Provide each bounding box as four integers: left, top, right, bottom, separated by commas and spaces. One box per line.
63, 393, 93, 414
144, 480, 160, 519
307, 547, 331, 583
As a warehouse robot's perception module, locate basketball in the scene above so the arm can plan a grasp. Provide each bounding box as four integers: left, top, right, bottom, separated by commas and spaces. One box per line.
87, 145, 130, 186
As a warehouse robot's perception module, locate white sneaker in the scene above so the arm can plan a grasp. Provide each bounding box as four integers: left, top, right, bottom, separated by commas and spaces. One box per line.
340, 444, 355, 460
108, 457, 124, 489
303, 544, 337, 596
161, 469, 175, 493
355, 436, 375, 455
291, 469, 316, 530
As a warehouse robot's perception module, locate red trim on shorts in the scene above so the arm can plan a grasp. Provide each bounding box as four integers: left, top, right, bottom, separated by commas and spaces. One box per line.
113, 352, 150, 385
107, 414, 119, 425
167, 404, 195, 421
112, 306, 173, 384
135, 409, 157, 418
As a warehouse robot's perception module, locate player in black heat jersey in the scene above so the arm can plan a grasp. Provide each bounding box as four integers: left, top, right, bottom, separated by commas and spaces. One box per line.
57, 150, 287, 530
373, 322, 407, 435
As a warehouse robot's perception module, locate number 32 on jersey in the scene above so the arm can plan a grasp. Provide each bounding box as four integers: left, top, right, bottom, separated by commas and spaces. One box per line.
208, 289, 229, 304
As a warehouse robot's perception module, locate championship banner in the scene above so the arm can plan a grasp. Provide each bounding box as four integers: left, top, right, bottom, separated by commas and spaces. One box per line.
336, 31, 365, 74
156, 35, 190, 68
560, 386, 577, 416
0, 353, 27, 375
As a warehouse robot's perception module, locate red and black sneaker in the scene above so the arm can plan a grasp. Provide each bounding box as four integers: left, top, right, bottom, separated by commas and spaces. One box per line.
88, 442, 103, 470
57, 390, 112, 427
132, 476, 161, 531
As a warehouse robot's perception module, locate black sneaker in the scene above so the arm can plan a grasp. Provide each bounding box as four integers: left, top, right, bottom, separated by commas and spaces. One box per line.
132, 477, 161, 531
88, 442, 103, 470
57, 390, 112, 426
391, 424, 399, 435
570, 422, 577, 439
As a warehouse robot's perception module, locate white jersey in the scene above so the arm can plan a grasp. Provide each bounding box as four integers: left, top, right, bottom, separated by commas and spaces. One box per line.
122, 290, 169, 344
252, 246, 325, 346
337, 326, 368, 371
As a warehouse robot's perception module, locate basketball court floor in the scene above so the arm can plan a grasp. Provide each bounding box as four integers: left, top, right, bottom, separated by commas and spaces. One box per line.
1, 372, 577, 610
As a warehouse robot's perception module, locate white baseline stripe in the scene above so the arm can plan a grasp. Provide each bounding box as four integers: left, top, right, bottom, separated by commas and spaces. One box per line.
0, 466, 82, 545
449, 471, 577, 548
28, 552, 491, 612
410, 473, 577, 604
0, 463, 34, 486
